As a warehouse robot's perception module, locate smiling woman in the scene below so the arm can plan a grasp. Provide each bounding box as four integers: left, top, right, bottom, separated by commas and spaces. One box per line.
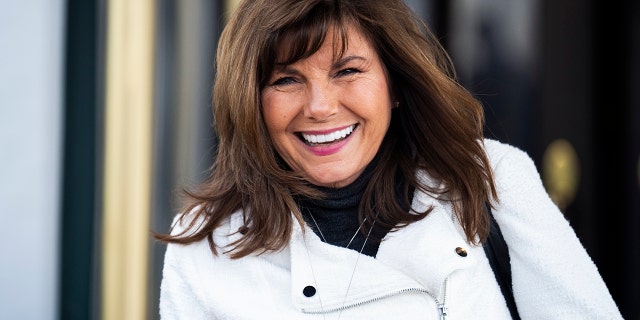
154, 0, 622, 319
261, 26, 392, 188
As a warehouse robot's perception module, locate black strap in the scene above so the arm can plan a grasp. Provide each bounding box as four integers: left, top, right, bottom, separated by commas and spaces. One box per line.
483, 204, 521, 320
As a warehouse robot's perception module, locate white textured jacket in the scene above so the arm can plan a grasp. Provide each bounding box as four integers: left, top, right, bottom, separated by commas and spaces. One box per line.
160, 139, 622, 319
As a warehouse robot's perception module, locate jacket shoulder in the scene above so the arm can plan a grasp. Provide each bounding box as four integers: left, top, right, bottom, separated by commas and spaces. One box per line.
482, 138, 545, 205
483, 138, 533, 167
168, 206, 245, 248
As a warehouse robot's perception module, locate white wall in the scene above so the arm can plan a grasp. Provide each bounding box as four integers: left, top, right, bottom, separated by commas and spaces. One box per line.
0, 1, 65, 319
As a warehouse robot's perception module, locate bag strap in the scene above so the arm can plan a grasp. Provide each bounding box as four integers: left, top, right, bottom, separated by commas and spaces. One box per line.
483, 204, 521, 320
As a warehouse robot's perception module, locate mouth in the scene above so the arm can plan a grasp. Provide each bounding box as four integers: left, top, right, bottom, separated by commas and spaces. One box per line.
297, 124, 357, 146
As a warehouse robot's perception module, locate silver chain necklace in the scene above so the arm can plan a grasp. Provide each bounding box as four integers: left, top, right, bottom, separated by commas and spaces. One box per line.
305, 212, 376, 320
307, 212, 367, 249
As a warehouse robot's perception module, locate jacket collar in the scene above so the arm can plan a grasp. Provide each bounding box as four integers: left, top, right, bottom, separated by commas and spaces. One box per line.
289, 188, 477, 314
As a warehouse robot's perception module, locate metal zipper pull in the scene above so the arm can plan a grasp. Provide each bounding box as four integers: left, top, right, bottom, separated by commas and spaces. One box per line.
437, 303, 448, 320
438, 276, 450, 320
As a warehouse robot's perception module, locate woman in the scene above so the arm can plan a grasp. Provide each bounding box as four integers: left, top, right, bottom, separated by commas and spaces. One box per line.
157, 0, 622, 319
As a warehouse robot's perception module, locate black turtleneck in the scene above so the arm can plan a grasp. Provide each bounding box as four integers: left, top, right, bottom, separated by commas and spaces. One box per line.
294, 160, 412, 257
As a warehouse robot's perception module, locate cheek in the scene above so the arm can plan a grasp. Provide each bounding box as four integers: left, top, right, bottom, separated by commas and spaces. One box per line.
261, 94, 281, 132
353, 82, 392, 120
261, 94, 296, 143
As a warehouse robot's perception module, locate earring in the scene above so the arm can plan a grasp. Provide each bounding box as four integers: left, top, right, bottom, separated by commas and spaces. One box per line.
394, 101, 400, 108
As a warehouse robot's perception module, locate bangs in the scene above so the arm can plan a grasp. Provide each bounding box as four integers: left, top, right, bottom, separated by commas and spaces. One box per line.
274, 17, 349, 65
259, 4, 354, 86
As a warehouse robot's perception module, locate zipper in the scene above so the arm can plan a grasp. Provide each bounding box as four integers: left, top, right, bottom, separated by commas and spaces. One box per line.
437, 302, 448, 320
301, 287, 430, 314
437, 277, 449, 320
302, 277, 450, 318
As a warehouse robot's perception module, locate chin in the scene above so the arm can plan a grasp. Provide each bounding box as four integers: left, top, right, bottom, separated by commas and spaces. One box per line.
309, 174, 353, 188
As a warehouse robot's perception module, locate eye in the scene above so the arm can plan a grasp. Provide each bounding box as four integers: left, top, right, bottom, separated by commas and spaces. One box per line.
336, 68, 361, 77
271, 76, 298, 86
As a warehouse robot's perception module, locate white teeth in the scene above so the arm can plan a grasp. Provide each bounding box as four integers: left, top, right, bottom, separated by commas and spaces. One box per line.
301, 125, 355, 145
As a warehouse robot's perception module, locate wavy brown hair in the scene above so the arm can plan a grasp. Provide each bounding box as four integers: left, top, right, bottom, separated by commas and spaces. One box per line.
155, 0, 497, 258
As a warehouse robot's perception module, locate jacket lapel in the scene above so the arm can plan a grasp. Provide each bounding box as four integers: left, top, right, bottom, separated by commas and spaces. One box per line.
377, 191, 477, 297
289, 222, 423, 313
289, 189, 477, 314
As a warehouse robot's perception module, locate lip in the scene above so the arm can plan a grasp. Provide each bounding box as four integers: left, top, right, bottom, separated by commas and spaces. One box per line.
299, 124, 358, 156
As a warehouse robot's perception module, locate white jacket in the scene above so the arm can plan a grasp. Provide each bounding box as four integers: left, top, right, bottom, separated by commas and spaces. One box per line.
159, 139, 622, 319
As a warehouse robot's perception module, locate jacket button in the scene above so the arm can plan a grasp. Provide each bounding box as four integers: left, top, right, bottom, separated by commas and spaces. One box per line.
455, 247, 468, 257
303, 285, 316, 297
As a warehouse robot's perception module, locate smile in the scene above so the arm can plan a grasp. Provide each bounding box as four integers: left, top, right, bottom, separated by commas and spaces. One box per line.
299, 124, 357, 146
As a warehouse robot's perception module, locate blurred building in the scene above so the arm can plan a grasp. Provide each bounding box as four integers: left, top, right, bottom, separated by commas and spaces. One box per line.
1, 0, 638, 319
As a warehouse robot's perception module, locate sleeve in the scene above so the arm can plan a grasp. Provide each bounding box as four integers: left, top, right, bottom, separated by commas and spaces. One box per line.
489, 143, 623, 320
158, 214, 211, 320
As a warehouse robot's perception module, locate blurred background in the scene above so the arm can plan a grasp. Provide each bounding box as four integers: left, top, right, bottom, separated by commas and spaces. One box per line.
0, 0, 638, 319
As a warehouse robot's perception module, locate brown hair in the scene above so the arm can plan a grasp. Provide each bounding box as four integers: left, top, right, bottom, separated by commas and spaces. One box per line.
155, 0, 497, 258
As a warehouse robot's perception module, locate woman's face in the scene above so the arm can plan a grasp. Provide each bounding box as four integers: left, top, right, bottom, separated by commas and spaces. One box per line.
261, 26, 393, 188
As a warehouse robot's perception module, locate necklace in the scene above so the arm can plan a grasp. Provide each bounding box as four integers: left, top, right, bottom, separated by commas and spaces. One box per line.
305, 212, 376, 319
307, 212, 367, 250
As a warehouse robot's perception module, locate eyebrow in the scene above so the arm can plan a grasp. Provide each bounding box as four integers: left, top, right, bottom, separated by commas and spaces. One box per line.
332, 55, 367, 69
273, 65, 301, 76
273, 55, 368, 74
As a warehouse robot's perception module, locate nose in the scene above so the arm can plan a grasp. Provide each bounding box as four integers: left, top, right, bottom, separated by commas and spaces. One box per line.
303, 83, 338, 121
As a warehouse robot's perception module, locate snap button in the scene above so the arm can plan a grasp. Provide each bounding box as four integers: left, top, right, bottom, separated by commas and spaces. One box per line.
303, 285, 316, 297
455, 247, 468, 257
